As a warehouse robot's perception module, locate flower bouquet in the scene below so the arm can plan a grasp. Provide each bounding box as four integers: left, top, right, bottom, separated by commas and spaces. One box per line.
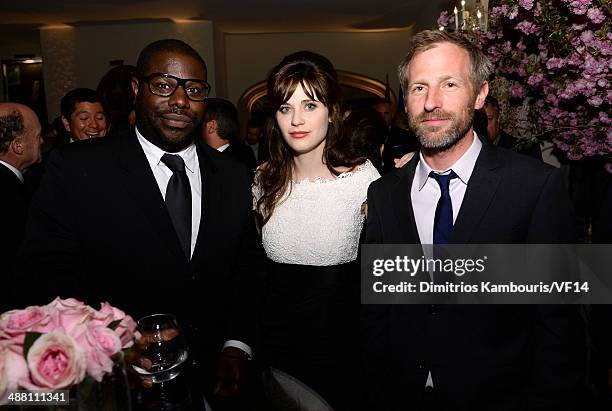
0, 298, 137, 408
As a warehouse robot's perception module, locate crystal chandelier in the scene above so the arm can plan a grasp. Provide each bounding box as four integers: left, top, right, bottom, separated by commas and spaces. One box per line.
441, 0, 489, 32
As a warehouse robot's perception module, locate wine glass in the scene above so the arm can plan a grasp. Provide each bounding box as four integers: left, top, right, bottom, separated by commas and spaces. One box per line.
131, 313, 189, 383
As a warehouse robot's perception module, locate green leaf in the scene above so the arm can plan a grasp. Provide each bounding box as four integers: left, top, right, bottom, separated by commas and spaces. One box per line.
107, 319, 122, 331
23, 332, 43, 359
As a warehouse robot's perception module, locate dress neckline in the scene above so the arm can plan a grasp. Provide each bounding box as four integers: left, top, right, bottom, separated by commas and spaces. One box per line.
291, 160, 372, 185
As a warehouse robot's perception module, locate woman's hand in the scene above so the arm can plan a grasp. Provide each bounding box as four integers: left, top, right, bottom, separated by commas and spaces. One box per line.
394, 151, 416, 168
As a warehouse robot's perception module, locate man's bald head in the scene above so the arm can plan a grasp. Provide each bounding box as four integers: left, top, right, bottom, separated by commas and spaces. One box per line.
0, 103, 42, 171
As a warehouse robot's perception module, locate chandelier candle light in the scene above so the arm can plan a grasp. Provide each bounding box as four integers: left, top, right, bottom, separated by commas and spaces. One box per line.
446, 0, 488, 32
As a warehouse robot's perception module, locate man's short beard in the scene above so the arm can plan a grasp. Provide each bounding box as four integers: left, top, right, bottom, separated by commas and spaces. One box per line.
135, 101, 196, 153
409, 105, 474, 150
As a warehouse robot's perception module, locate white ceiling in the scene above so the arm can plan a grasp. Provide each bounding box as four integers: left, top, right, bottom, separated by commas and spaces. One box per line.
0, 0, 451, 32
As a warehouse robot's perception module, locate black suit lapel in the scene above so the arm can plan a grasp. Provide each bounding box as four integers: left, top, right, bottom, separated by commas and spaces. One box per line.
391, 157, 421, 243
114, 132, 186, 262
451, 143, 502, 244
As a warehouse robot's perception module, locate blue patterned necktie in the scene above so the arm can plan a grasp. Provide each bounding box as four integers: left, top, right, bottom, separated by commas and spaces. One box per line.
430, 170, 458, 245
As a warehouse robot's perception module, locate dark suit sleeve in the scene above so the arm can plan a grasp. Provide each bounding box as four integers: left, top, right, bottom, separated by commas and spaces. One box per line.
365, 182, 383, 244
527, 168, 586, 410
361, 181, 391, 409
226, 173, 266, 352
16, 149, 84, 306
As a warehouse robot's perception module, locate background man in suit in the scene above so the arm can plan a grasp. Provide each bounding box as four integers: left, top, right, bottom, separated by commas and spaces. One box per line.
484, 95, 542, 160
373, 98, 419, 173
0, 103, 42, 312
18, 39, 265, 406
363, 30, 584, 411
201, 98, 256, 177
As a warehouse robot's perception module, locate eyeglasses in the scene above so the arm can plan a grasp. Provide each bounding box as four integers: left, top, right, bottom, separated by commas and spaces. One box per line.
140, 73, 211, 101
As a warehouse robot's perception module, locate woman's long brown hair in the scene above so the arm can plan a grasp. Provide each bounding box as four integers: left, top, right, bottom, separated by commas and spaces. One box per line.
255, 50, 366, 224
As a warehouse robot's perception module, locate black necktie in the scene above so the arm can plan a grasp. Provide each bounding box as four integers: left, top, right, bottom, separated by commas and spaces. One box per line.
161, 153, 192, 258
430, 170, 458, 245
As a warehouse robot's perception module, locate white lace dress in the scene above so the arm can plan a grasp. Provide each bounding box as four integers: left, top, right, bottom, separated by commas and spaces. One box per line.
254, 160, 380, 266
254, 160, 380, 410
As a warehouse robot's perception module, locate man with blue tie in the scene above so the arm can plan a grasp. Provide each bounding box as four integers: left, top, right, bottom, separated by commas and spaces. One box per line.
363, 30, 585, 411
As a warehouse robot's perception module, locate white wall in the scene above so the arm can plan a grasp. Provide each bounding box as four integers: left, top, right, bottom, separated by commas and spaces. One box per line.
224, 30, 413, 105
39, 21, 216, 119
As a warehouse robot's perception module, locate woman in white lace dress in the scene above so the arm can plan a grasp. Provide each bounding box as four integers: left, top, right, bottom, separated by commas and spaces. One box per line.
253, 51, 380, 410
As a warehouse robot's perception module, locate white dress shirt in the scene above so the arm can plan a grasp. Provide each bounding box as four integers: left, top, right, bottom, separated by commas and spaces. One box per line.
410, 132, 482, 387
216, 143, 230, 152
0, 160, 24, 183
136, 128, 202, 257
135, 128, 251, 357
411, 132, 482, 244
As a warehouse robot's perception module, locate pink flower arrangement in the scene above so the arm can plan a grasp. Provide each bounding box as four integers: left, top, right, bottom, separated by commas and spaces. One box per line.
438, 0, 611, 171
0, 298, 137, 404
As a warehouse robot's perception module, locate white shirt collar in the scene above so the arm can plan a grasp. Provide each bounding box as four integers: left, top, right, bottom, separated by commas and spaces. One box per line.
415, 131, 483, 191
0, 160, 24, 183
217, 143, 230, 152
135, 127, 196, 174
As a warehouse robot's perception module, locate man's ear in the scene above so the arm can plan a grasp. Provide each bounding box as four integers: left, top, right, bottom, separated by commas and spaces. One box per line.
206, 119, 217, 134
61, 116, 71, 132
10, 136, 25, 155
131, 77, 140, 99
474, 81, 489, 110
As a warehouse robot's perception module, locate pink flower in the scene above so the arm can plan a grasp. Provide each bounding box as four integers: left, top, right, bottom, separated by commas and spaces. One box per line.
0, 342, 30, 405
76, 326, 121, 382
528, 73, 544, 86
587, 95, 603, 107
25, 330, 86, 390
516, 20, 539, 35
586, 7, 606, 23
43, 298, 97, 338
509, 83, 526, 98
437, 11, 453, 27
519, 0, 534, 10
0, 306, 52, 342
92, 303, 137, 348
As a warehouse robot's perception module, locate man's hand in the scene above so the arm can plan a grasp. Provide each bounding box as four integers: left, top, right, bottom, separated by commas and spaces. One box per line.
212, 346, 249, 398
394, 151, 416, 168
125, 328, 179, 389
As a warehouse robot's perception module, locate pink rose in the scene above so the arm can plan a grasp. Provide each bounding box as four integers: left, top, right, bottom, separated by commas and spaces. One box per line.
76, 326, 122, 382
92, 303, 137, 348
25, 330, 86, 390
0, 342, 30, 404
0, 306, 52, 341
45, 299, 94, 337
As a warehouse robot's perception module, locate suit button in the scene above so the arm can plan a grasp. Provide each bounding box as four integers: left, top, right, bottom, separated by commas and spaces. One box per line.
429, 305, 437, 315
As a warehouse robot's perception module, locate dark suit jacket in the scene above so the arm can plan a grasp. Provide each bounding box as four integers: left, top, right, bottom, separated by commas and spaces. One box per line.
17, 131, 266, 365
498, 130, 543, 161
224, 142, 257, 179
1, 163, 27, 312
363, 143, 585, 410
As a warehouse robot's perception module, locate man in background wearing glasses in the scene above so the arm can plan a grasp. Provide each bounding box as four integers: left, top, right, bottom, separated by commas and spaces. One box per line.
17, 39, 266, 410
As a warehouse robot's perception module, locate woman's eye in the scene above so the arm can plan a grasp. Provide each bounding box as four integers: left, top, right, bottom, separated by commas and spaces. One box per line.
278, 106, 291, 114
305, 102, 318, 110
